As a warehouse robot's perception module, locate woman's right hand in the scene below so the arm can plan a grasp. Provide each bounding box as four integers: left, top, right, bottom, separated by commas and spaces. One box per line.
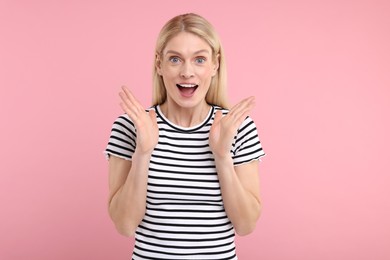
119, 86, 158, 154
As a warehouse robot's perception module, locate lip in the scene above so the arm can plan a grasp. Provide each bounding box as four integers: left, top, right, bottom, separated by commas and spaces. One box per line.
176, 83, 199, 97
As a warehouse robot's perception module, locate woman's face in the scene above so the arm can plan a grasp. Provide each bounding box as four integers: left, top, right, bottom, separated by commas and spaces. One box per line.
157, 32, 218, 109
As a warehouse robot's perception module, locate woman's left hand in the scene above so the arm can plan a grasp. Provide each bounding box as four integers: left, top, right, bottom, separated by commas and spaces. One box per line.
209, 97, 255, 158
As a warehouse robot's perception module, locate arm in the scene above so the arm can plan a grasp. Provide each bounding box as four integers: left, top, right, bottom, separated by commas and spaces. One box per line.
107, 86, 158, 237
214, 156, 261, 236
209, 96, 262, 236
108, 151, 152, 237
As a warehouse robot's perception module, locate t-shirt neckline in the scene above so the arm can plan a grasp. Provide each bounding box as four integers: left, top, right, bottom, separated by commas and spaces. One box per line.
155, 105, 214, 132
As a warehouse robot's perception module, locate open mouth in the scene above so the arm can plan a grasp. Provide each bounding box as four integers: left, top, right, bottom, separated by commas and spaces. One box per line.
176, 84, 199, 97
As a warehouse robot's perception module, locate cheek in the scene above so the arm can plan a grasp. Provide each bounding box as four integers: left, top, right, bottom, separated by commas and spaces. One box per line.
162, 66, 179, 78
199, 68, 214, 82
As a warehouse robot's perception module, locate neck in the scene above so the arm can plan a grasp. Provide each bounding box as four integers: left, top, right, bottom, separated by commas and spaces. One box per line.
160, 101, 211, 128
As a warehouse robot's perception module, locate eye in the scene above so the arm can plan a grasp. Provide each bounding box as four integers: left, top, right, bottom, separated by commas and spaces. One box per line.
195, 57, 206, 64
169, 56, 181, 64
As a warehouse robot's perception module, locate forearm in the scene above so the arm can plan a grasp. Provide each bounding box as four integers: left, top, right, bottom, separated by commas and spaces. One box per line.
109, 151, 151, 236
215, 155, 261, 236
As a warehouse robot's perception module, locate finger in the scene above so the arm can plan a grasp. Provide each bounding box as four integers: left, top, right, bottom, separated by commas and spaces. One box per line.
228, 97, 255, 120
234, 96, 255, 112
121, 86, 143, 112
234, 97, 255, 118
237, 97, 255, 115
228, 98, 255, 130
213, 110, 223, 124
229, 96, 254, 111
119, 101, 138, 121
148, 109, 156, 118
119, 92, 140, 118
148, 109, 158, 125
229, 96, 254, 114
120, 86, 149, 119
119, 90, 145, 123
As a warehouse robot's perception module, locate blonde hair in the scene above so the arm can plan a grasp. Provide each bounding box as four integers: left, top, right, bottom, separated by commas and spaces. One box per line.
152, 13, 229, 108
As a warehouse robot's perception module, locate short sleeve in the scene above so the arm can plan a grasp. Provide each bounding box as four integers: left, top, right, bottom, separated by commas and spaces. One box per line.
103, 114, 136, 161
232, 116, 265, 166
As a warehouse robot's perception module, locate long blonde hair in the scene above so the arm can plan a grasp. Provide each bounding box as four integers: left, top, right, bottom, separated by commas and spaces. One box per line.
152, 13, 229, 108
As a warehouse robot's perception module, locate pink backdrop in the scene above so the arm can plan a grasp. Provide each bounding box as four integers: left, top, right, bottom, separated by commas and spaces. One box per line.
1, 0, 389, 259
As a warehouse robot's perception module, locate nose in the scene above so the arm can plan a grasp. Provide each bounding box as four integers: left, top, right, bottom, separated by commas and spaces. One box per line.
180, 62, 194, 78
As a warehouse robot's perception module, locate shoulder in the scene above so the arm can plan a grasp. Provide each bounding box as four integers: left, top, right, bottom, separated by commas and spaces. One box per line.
211, 105, 257, 128
211, 105, 229, 116
238, 116, 257, 133
112, 114, 135, 130
146, 106, 156, 112
113, 105, 156, 126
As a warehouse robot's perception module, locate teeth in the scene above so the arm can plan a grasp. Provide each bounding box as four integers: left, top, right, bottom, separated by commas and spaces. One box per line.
177, 84, 197, 88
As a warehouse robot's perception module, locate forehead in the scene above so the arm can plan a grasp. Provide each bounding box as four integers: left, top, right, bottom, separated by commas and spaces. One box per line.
163, 32, 212, 56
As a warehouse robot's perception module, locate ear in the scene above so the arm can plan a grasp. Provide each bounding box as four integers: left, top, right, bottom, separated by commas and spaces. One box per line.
212, 53, 220, 77
156, 53, 163, 76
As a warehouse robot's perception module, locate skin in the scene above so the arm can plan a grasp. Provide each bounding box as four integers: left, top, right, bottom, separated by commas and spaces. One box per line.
108, 32, 261, 237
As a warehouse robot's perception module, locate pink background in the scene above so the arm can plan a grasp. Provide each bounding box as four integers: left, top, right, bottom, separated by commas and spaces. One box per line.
1, 0, 389, 259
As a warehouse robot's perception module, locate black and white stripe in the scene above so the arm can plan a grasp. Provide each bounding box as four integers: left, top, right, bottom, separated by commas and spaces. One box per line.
104, 105, 265, 260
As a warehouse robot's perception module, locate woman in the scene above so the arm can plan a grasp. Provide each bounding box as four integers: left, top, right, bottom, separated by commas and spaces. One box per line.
104, 13, 265, 259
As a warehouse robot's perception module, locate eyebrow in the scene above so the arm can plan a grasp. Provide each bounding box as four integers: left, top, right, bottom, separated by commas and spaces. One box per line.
164, 49, 211, 56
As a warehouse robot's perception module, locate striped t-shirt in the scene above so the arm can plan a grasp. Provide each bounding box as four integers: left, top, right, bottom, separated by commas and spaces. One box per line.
104, 105, 265, 260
